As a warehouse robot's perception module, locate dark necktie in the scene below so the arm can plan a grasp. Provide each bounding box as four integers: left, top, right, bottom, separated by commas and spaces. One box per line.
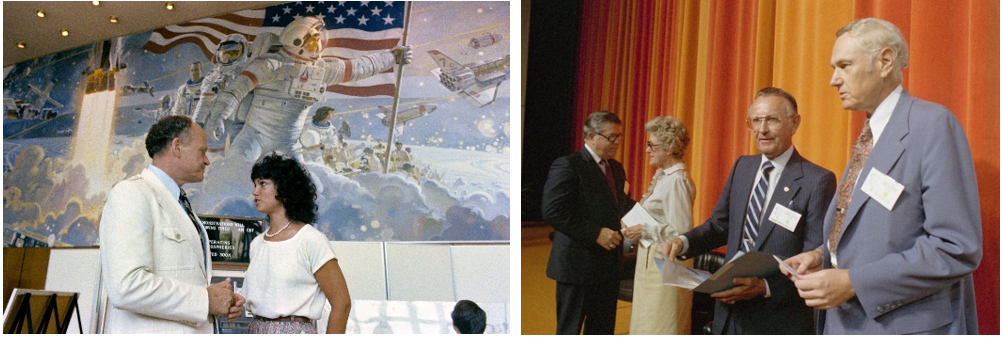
600, 160, 618, 204
828, 119, 873, 266
179, 190, 207, 260
742, 161, 774, 252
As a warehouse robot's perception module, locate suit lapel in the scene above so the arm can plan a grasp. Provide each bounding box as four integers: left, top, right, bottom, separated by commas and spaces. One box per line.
141, 169, 208, 276
841, 93, 910, 243
754, 150, 804, 250
731, 156, 760, 253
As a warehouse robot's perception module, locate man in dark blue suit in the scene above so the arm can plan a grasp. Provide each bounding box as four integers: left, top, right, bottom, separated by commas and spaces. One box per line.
662, 87, 836, 334
783, 18, 981, 334
542, 111, 634, 334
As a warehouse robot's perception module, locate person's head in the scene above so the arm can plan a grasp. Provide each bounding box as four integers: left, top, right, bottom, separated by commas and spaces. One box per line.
830, 18, 908, 113
250, 153, 317, 223
644, 115, 689, 168
364, 147, 374, 155
215, 34, 249, 66
280, 16, 326, 60
451, 300, 486, 334
582, 111, 623, 160
190, 62, 203, 81
746, 87, 800, 160
313, 106, 334, 123
145, 116, 209, 186
395, 142, 403, 149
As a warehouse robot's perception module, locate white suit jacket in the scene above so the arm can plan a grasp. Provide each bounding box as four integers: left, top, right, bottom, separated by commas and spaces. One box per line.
98, 168, 214, 333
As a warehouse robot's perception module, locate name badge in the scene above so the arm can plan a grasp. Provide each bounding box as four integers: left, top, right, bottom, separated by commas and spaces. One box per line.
768, 203, 801, 232
861, 167, 904, 211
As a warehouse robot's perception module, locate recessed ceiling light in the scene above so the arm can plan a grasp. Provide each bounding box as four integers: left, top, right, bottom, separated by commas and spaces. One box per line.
17, 42, 26, 49
60, 29, 70, 37
109, 16, 119, 23
36, 10, 46, 18
92, 1, 100, 5
165, 2, 174, 10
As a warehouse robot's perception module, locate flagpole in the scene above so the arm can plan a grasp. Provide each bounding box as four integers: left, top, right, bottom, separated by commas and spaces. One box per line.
382, 1, 412, 174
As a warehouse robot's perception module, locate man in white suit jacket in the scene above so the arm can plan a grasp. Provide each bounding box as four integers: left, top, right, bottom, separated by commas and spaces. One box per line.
99, 116, 245, 333
783, 18, 981, 334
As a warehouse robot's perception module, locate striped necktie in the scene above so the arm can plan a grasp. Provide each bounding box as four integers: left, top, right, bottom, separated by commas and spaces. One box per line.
179, 190, 207, 260
742, 161, 774, 252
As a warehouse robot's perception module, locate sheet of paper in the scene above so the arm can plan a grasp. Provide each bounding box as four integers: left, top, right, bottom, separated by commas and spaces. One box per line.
774, 255, 800, 278
621, 203, 658, 248
655, 256, 711, 290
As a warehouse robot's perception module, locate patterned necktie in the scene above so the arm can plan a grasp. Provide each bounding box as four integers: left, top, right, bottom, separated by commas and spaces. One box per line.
179, 190, 207, 259
828, 119, 873, 265
600, 160, 618, 204
742, 161, 774, 252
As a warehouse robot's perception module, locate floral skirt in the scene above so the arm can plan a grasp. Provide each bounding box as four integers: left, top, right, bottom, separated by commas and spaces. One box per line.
247, 318, 317, 334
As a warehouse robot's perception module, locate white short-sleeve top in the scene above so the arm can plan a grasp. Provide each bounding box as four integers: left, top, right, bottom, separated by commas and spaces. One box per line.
244, 224, 337, 320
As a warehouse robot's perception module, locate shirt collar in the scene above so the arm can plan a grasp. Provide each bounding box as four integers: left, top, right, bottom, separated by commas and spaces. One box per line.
149, 164, 181, 200
868, 85, 903, 145
657, 162, 687, 177
761, 145, 794, 171
584, 144, 603, 164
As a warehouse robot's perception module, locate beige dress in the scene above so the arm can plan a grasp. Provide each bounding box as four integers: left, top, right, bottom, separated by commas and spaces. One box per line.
629, 162, 694, 335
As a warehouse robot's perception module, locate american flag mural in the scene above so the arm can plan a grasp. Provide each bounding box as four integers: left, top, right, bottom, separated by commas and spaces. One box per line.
141, 1, 406, 97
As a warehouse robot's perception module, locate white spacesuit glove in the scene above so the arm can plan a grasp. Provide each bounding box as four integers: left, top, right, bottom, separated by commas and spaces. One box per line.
391, 45, 414, 65
205, 92, 239, 142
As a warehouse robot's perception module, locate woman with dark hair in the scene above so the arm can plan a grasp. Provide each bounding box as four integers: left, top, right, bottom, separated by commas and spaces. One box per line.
243, 153, 351, 334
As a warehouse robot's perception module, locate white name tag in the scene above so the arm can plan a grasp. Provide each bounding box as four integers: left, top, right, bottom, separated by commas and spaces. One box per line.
768, 203, 801, 232
861, 167, 904, 211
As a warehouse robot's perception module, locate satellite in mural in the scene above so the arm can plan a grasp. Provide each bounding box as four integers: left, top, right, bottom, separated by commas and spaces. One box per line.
28, 81, 65, 109
469, 33, 504, 49
377, 104, 437, 135
427, 50, 510, 108
122, 81, 156, 97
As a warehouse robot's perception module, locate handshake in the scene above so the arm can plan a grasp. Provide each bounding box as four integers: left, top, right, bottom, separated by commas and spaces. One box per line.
207, 278, 246, 322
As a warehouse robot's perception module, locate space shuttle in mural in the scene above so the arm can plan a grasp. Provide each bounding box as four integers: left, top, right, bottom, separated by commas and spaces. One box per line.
3, 1, 511, 247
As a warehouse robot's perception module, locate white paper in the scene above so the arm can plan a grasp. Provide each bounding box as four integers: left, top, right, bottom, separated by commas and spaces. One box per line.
621, 203, 658, 248
768, 203, 802, 232
774, 255, 800, 278
655, 256, 711, 290
861, 167, 904, 211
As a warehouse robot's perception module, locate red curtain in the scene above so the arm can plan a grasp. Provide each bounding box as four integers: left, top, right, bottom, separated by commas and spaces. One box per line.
571, 0, 999, 333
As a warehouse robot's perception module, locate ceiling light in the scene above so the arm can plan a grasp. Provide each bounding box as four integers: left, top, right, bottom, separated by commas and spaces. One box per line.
17, 42, 26, 49
92, 1, 100, 5
165, 2, 174, 10
60, 29, 70, 37
109, 16, 119, 23
36, 10, 46, 18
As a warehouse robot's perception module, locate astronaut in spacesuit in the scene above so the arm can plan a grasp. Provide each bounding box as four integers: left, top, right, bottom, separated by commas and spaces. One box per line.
170, 62, 204, 117
202, 16, 412, 162
191, 34, 255, 125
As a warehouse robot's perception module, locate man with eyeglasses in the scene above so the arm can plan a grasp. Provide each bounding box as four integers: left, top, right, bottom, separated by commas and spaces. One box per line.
659, 87, 835, 334
542, 111, 634, 334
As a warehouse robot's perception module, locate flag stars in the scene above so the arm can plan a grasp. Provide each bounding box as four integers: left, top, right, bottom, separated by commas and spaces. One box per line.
346, 7, 357, 16
358, 16, 370, 25
384, 1, 394, 7
334, 15, 346, 24
282, 6, 292, 14
360, 1, 370, 7
305, 4, 315, 13
272, 13, 282, 22
328, 4, 337, 13
370, 6, 382, 16
382, 14, 395, 25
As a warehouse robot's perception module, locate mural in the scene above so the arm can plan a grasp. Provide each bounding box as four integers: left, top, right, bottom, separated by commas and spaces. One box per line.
3, 1, 511, 247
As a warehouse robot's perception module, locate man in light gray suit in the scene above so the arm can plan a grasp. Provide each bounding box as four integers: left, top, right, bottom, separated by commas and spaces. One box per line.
782, 18, 982, 334
99, 116, 245, 333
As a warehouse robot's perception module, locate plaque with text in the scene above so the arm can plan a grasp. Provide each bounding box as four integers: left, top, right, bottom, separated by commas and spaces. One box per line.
199, 215, 263, 269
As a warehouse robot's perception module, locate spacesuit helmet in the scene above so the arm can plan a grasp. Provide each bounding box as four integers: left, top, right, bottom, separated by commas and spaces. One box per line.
216, 34, 249, 66
279, 16, 326, 60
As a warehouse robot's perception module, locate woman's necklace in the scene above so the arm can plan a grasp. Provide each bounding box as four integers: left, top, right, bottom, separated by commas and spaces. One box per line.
264, 220, 293, 238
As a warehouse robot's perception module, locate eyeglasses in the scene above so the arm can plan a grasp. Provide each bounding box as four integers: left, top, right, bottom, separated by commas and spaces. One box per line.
647, 141, 664, 150
746, 114, 797, 130
595, 132, 622, 143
